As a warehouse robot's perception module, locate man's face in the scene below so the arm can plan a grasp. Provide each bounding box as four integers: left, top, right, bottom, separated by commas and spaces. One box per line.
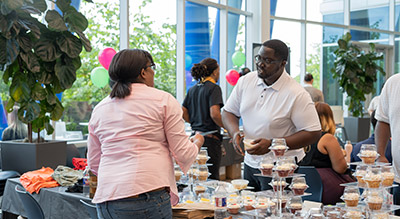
256, 46, 285, 81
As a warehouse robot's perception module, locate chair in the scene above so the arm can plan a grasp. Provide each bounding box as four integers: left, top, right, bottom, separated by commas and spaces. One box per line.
15, 185, 45, 219
80, 199, 98, 219
0, 170, 20, 196
297, 166, 323, 202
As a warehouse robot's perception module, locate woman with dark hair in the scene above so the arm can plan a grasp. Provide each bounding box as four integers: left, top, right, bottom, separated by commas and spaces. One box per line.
299, 102, 353, 204
87, 49, 204, 219
182, 58, 224, 180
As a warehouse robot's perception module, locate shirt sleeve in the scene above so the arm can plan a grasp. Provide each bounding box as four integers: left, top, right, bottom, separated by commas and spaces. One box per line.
223, 76, 243, 117
87, 123, 102, 176
164, 94, 198, 173
209, 85, 224, 108
291, 92, 321, 132
376, 84, 390, 124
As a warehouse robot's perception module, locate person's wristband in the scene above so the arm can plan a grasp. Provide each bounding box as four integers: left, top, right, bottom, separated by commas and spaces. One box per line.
233, 131, 243, 139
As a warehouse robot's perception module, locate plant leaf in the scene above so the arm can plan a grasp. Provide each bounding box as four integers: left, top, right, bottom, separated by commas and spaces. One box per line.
16, 33, 32, 52
6, 38, 19, 65
64, 10, 88, 32
45, 10, 68, 32
56, 32, 82, 58
51, 99, 64, 121
4, 0, 23, 10
10, 79, 30, 102
0, 36, 6, 69
32, 0, 47, 13
35, 38, 60, 62
55, 0, 72, 14
20, 51, 41, 72
32, 83, 47, 101
55, 58, 76, 89
44, 118, 54, 135
46, 87, 56, 105
76, 31, 92, 52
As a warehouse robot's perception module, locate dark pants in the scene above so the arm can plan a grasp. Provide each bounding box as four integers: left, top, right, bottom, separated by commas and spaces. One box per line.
393, 183, 400, 216
244, 163, 272, 191
204, 137, 222, 180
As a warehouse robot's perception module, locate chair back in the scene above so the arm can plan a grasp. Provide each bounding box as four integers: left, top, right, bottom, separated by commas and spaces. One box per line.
0, 170, 20, 196
297, 166, 323, 202
80, 199, 98, 219
15, 185, 45, 219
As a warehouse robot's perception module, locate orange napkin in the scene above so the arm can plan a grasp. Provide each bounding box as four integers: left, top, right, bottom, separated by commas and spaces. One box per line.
20, 167, 59, 194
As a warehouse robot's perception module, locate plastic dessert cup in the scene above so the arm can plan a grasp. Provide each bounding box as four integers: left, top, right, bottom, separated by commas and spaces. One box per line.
289, 203, 302, 214
291, 183, 308, 195
243, 138, 255, 150
227, 203, 240, 214
270, 145, 288, 157
231, 179, 249, 190
260, 163, 274, 176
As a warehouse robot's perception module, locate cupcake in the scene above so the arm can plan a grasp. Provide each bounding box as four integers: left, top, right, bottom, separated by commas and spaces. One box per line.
275, 163, 292, 177
227, 203, 240, 214
175, 171, 182, 181
343, 210, 363, 219
270, 145, 287, 157
381, 171, 395, 187
291, 183, 308, 195
289, 203, 302, 214
359, 150, 377, 164
366, 196, 384, 210
243, 199, 255, 210
197, 154, 209, 165
254, 202, 269, 210
197, 171, 209, 181
289, 163, 297, 175
355, 170, 367, 187
364, 174, 382, 188
343, 193, 359, 207
260, 163, 274, 175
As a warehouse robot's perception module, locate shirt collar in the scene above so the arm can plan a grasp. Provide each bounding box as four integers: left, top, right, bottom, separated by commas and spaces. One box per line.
256, 69, 289, 91
304, 84, 313, 87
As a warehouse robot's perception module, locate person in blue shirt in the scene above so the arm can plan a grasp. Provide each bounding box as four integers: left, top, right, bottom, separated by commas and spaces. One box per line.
351, 110, 392, 163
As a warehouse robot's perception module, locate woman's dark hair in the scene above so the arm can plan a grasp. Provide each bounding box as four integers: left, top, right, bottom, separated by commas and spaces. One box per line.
108, 49, 154, 99
304, 73, 313, 82
262, 39, 289, 61
190, 58, 218, 81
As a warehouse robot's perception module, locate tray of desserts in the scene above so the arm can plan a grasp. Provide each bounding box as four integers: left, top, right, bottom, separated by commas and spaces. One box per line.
340, 181, 399, 189
254, 173, 305, 178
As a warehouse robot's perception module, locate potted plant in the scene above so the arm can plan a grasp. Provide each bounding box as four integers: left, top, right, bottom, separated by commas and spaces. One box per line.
332, 32, 385, 142
0, 0, 92, 173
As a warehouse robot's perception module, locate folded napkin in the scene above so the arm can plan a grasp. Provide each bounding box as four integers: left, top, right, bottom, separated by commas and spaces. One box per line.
52, 165, 84, 187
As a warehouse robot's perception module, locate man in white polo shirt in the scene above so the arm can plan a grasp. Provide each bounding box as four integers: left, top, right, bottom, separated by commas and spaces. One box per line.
375, 73, 400, 215
222, 39, 321, 191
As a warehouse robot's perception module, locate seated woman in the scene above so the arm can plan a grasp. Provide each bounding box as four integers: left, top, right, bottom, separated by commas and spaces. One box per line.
298, 102, 354, 205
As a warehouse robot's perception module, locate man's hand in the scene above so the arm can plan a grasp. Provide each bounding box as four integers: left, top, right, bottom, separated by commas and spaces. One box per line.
232, 131, 245, 156
377, 156, 389, 163
246, 138, 271, 155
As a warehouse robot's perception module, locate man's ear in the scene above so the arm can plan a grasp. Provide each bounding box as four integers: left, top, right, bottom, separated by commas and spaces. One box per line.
281, 60, 287, 68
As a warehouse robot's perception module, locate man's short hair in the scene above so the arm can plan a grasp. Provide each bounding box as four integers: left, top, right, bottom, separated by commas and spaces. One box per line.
262, 39, 288, 61
304, 73, 313, 82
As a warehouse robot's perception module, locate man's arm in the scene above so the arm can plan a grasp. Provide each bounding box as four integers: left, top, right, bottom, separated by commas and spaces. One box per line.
182, 106, 190, 123
375, 121, 391, 163
210, 105, 223, 128
221, 109, 244, 155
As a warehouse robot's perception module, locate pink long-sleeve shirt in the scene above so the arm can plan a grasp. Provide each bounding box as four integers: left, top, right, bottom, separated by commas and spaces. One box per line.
87, 83, 198, 204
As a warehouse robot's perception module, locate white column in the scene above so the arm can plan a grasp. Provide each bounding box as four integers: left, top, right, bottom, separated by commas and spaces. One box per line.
176, 0, 186, 103
119, 0, 129, 50
219, 0, 228, 102
261, 0, 270, 42
300, 0, 306, 85
245, 0, 258, 69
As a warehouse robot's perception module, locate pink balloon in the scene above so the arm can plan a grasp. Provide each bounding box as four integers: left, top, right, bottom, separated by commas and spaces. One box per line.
98, 48, 117, 70
225, 69, 240, 86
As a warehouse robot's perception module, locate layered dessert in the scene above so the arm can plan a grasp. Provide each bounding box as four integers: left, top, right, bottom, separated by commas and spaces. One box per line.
275, 163, 292, 177
260, 163, 274, 175
289, 163, 297, 175
197, 171, 209, 181
342, 193, 359, 207
194, 185, 205, 195
272, 180, 287, 192
271, 145, 287, 157
289, 203, 302, 214
175, 171, 182, 181
343, 210, 363, 219
243, 199, 255, 210
291, 183, 308, 195
355, 170, 367, 187
227, 203, 240, 214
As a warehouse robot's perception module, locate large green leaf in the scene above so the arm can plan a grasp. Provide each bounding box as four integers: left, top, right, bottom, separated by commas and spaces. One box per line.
32, 0, 47, 13
44, 118, 54, 135
55, 58, 76, 89
1, 3, 13, 15
46, 87, 56, 105
5, 98, 15, 112
0, 14, 7, 33
64, 10, 88, 32
20, 51, 40, 72
32, 83, 47, 101
16, 34, 32, 52
51, 99, 64, 121
56, 32, 82, 58
45, 10, 68, 32
6, 38, 19, 65
10, 79, 30, 102
35, 38, 60, 61
76, 31, 92, 52
55, 0, 72, 14
4, 0, 23, 10
71, 56, 81, 70
0, 36, 6, 69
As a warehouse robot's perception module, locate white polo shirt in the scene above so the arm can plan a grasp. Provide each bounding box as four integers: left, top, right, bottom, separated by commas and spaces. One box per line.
375, 73, 400, 177
224, 71, 321, 168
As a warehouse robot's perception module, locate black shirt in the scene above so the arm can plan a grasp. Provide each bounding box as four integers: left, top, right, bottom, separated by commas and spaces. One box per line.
182, 81, 224, 132
298, 132, 332, 168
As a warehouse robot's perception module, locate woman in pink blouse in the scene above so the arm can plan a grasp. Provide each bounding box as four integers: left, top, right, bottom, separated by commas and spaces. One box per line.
87, 49, 204, 219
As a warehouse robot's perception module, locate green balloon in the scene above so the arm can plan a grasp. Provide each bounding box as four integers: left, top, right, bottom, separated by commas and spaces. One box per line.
90, 67, 109, 88
232, 51, 246, 67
